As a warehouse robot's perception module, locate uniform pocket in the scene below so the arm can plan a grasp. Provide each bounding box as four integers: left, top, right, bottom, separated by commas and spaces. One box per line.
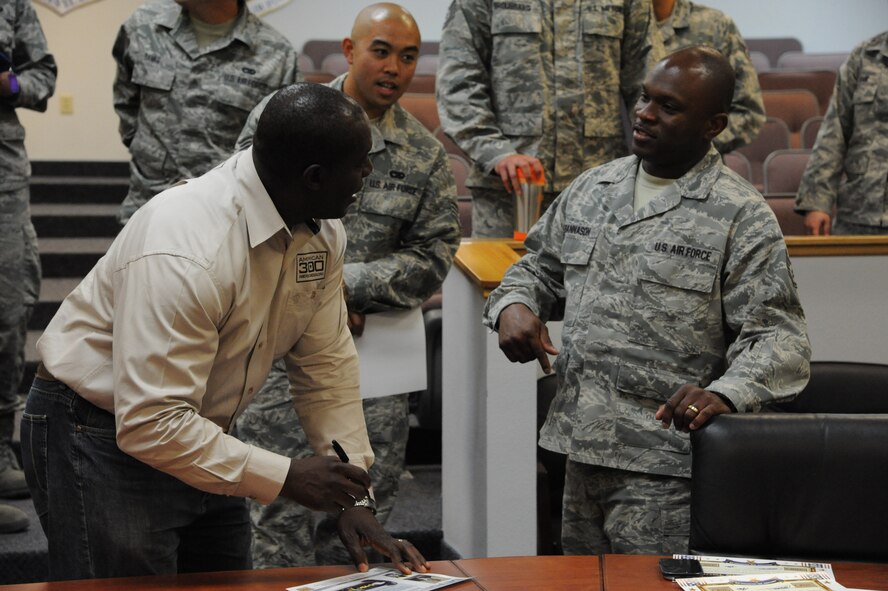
636, 252, 719, 316
615, 359, 697, 403
131, 62, 175, 91
581, 4, 625, 38
491, 6, 542, 34
359, 187, 419, 222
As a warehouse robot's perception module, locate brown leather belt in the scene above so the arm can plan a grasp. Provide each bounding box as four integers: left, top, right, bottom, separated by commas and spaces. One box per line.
35, 362, 57, 382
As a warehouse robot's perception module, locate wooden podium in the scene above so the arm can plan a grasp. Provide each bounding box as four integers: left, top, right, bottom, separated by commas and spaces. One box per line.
440, 236, 888, 559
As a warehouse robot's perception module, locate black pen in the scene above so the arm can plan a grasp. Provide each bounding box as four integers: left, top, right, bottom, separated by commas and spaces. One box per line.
331, 440, 349, 463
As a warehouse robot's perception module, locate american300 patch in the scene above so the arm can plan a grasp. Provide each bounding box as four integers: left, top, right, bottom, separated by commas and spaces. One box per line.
296, 251, 327, 282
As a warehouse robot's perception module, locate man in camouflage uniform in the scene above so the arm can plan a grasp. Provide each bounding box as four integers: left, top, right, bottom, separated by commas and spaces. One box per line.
235, 3, 460, 568
112, 0, 299, 224
484, 47, 810, 554
436, 0, 661, 237
795, 31, 888, 236
0, 0, 56, 534
652, 0, 764, 152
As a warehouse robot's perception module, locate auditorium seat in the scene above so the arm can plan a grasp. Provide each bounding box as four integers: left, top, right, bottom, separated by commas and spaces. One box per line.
407, 75, 436, 94
735, 117, 791, 190
800, 116, 824, 149
765, 195, 806, 236
690, 414, 888, 563
303, 71, 335, 84
762, 149, 810, 195
320, 53, 349, 76
723, 151, 752, 183
776, 50, 849, 71
757, 70, 836, 115
749, 50, 771, 73
300, 39, 342, 72
744, 37, 803, 69
399, 93, 440, 132
297, 53, 316, 75
762, 89, 820, 148
416, 54, 438, 76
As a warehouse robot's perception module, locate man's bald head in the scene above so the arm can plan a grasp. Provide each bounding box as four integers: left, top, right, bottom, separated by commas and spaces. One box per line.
658, 46, 735, 117
350, 3, 420, 44
341, 3, 421, 119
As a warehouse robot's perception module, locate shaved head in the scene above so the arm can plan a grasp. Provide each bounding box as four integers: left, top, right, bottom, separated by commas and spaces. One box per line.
341, 3, 421, 119
658, 46, 735, 116
351, 3, 420, 44
351, 2, 419, 41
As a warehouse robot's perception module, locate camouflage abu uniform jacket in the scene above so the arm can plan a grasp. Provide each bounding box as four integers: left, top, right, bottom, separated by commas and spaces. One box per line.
236, 75, 460, 312
656, 0, 764, 153
436, 0, 660, 194
0, 0, 56, 192
112, 0, 299, 221
795, 31, 888, 229
484, 148, 811, 479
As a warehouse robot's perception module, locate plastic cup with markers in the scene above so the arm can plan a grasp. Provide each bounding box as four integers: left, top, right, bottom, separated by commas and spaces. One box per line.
513, 167, 546, 241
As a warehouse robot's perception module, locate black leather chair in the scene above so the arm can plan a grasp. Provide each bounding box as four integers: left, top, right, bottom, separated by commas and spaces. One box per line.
537, 374, 565, 555
776, 361, 888, 413
690, 414, 888, 562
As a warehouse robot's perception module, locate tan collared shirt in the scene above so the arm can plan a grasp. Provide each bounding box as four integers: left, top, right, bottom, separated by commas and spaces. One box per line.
37, 149, 370, 504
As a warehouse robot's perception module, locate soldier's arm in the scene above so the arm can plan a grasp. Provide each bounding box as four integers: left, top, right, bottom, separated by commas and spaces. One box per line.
344, 150, 460, 312
436, 0, 519, 175
795, 50, 859, 216
704, 200, 811, 413
711, 18, 765, 153
112, 23, 140, 148
619, 0, 660, 110
4, 0, 56, 111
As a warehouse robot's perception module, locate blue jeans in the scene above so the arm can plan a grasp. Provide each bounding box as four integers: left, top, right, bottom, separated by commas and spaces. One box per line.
20, 378, 252, 581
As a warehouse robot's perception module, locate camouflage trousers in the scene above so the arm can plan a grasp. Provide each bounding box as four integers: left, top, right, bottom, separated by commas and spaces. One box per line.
561, 460, 691, 555
0, 187, 40, 414
235, 359, 409, 568
469, 187, 559, 238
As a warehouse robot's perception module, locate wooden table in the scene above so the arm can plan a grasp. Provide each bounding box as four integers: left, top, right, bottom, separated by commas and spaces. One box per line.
2, 556, 885, 590
600, 554, 888, 591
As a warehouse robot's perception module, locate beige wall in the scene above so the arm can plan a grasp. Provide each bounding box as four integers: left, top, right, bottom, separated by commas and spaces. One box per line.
20, 0, 144, 162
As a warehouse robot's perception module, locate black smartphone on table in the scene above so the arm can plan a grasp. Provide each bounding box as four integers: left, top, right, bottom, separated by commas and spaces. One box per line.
659, 558, 705, 580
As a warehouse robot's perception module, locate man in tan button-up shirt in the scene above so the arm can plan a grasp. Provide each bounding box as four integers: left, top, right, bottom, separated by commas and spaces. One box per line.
21, 84, 428, 581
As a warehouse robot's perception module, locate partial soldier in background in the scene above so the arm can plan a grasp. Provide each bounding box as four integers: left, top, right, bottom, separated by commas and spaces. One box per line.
235, 3, 460, 568
112, 0, 299, 224
484, 47, 810, 554
795, 30, 888, 236
0, 0, 56, 534
436, 0, 661, 237
652, 0, 764, 152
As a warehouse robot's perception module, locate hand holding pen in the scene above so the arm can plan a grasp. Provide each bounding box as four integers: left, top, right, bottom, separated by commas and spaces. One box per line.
329, 440, 429, 574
